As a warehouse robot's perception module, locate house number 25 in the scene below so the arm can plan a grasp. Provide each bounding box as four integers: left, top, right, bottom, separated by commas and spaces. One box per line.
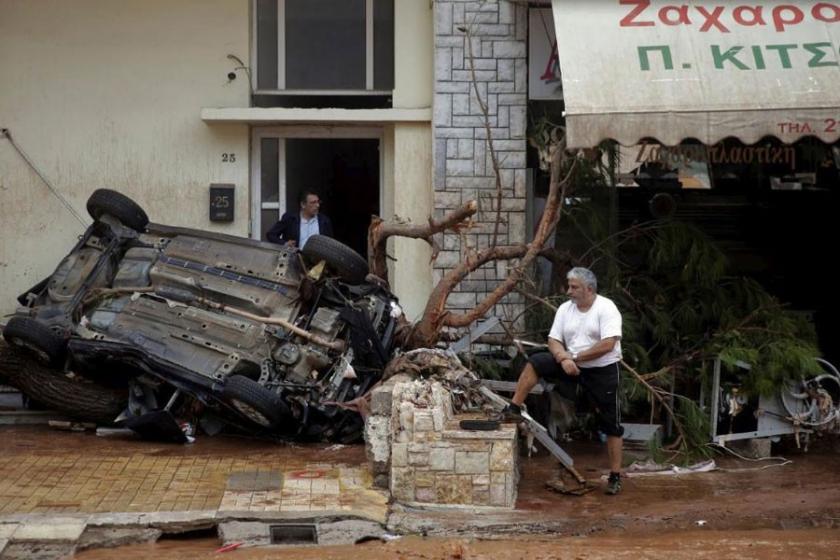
221, 153, 236, 163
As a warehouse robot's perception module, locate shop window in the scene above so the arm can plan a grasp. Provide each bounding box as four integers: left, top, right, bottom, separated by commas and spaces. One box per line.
253, 0, 394, 100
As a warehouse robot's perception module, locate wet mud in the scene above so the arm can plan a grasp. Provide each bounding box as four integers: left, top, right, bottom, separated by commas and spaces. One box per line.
73, 529, 840, 559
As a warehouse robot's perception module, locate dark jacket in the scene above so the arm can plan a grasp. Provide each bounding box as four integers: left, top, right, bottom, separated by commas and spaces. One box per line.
266, 212, 333, 245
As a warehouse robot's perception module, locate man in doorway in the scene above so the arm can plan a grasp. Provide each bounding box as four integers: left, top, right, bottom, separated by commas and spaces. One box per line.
503, 267, 625, 495
266, 191, 334, 249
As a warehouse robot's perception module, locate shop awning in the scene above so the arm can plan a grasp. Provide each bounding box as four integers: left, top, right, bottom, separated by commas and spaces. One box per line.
551, 0, 840, 147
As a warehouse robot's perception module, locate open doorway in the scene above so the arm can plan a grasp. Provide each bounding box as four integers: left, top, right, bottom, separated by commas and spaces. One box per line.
253, 128, 381, 258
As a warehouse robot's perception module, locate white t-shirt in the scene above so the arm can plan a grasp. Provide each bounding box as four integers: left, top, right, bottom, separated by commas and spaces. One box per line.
548, 294, 622, 368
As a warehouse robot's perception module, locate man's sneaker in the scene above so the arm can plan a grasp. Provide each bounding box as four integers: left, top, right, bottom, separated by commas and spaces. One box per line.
499, 404, 525, 423
605, 473, 622, 495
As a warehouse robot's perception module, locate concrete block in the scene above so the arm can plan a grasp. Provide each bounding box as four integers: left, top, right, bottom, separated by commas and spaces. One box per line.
445, 176, 497, 189
397, 401, 415, 438
471, 57, 499, 70
447, 157, 476, 176
446, 292, 476, 308
498, 150, 525, 169
490, 441, 514, 470
490, 482, 507, 506
453, 93, 470, 115
391, 443, 408, 467
452, 47, 464, 70
435, 250, 461, 268
435, 474, 472, 504
430, 447, 456, 471
364, 415, 391, 467
489, 81, 515, 94
436, 47, 453, 81
436, 127, 475, 139
434, 93, 453, 127
453, 2, 465, 24
447, 138, 459, 158
510, 105, 527, 138
516, 4, 528, 40
415, 470, 435, 488
391, 467, 415, 502
432, 408, 447, 431
472, 487, 490, 505
451, 69, 497, 82
493, 40, 526, 58
515, 58, 528, 92
514, 169, 527, 197
436, 81, 471, 94
317, 520, 390, 546
466, 12, 499, 25
414, 410, 435, 432
435, 1, 453, 35
408, 451, 430, 466
370, 384, 396, 417
455, 451, 490, 474
415, 487, 436, 503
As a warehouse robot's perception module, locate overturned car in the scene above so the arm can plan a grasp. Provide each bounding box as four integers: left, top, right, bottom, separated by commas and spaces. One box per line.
2, 189, 400, 442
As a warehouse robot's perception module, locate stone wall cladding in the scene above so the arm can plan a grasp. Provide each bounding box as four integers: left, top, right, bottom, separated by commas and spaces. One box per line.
386, 379, 518, 508
433, 0, 528, 326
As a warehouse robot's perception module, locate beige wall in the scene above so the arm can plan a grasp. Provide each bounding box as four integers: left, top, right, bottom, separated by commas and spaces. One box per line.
0, 0, 433, 319
393, 0, 433, 109
0, 0, 251, 315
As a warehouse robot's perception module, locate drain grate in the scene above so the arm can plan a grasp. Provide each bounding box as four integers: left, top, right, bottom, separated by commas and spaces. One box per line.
270, 524, 318, 545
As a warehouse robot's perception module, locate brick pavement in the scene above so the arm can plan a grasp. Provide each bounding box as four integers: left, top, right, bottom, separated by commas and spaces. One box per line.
0, 426, 388, 523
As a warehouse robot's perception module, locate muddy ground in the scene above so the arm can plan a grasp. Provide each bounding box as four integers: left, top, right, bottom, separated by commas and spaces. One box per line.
2, 420, 838, 559
73, 529, 840, 559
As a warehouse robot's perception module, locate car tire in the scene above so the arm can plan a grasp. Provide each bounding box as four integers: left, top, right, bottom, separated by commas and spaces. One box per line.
2, 317, 67, 368
86, 188, 149, 231
301, 235, 369, 284
221, 375, 291, 429
0, 341, 126, 424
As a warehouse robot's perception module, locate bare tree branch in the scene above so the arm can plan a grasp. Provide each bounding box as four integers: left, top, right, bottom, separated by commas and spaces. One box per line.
406, 147, 577, 348
367, 200, 479, 282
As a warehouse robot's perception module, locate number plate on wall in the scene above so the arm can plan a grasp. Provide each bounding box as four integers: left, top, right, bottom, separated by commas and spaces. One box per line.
209, 184, 234, 222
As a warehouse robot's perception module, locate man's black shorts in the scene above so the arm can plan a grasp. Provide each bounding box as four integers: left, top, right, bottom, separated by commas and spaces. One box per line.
528, 351, 624, 437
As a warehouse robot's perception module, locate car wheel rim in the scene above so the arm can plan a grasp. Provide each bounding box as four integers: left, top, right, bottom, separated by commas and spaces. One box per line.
231, 399, 271, 427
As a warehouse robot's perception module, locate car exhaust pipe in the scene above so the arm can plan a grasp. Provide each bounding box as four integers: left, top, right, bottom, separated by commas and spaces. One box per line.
196, 298, 346, 352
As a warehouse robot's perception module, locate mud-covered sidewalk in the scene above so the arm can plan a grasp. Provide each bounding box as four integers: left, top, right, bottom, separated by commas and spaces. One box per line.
1, 424, 839, 558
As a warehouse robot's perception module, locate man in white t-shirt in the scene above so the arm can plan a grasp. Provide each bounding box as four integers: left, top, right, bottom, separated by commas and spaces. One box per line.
503, 267, 625, 495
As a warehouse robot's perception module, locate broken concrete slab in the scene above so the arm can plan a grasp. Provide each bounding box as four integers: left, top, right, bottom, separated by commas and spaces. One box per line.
0, 523, 18, 539
76, 527, 162, 552
316, 519, 387, 546
10, 519, 86, 542
218, 521, 271, 547
217, 519, 388, 548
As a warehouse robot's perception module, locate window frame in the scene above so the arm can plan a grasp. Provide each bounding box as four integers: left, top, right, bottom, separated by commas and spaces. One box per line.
251, 0, 391, 96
